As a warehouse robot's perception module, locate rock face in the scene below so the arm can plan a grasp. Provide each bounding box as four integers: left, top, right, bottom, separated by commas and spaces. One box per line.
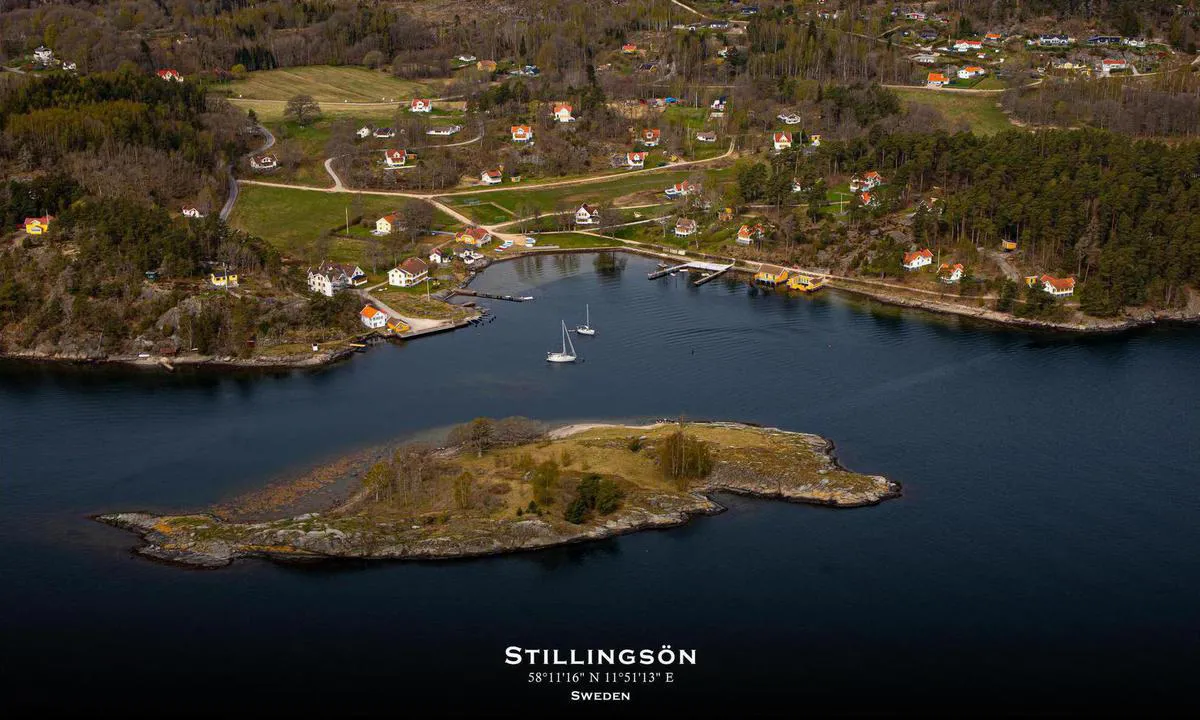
97, 423, 899, 569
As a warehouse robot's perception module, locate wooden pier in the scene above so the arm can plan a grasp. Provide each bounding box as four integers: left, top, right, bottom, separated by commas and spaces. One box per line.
647, 260, 736, 284
452, 288, 533, 302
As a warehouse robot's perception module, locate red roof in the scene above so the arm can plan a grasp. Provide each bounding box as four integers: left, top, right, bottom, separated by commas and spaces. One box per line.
928, 73, 948, 83
398, 257, 428, 276
24, 215, 52, 225
511, 125, 532, 137
361, 305, 384, 319
553, 103, 572, 113
904, 249, 933, 264
774, 132, 792, 143
385, 149, 406, 161
1041, 274, 1076, 291
411, 98, 430, 107
460, 227, 490, 241
643, 128, 661, 140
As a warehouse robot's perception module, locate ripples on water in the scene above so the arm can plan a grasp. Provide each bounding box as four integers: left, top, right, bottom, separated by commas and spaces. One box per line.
3, 253, 1200, 713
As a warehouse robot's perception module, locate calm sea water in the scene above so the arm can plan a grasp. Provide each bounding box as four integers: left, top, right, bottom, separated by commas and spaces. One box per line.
3, 253, 1199, 713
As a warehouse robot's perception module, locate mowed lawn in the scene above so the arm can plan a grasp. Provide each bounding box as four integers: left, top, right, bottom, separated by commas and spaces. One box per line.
224, 66, 446, 103
228, 185, 460, 260
891, 88, 1014, 135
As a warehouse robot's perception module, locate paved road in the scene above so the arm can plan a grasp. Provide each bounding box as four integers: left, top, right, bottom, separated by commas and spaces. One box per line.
220, 125, 275, 221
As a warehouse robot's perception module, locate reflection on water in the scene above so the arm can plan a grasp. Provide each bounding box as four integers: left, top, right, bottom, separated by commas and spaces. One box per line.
3, 253, 1200, 713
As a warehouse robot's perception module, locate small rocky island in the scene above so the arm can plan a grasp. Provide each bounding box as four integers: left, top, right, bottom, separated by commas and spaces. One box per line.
99, 420, 900, 568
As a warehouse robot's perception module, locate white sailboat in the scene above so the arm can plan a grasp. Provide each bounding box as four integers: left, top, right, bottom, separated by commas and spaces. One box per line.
546, 320, 578, 363
575, 304, 596, 336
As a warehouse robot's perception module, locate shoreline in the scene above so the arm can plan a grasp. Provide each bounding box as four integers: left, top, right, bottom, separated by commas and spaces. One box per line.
96, 421, 901, 568
5, 248, 1195, 372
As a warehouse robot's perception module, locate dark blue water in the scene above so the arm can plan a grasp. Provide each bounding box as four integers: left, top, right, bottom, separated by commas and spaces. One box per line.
4, 252, 1199, 713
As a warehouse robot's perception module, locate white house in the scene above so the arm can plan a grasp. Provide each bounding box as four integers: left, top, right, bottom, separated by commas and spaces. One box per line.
809, 134, 822, 147
62, 61, 76, 71
384, 149, 408, 168
665, 180, 697, 198
674, 218, 698, 237
389, 257, 429, 287
375, 213, 399, 234
308, 263, 352, 296
181, 206, 204, 218
156, 68, 183, 82
958, 66, 985, 79
773, 132, 793, 151
552, 103, 575, 123
356, 126, 371, 139
939, 263, 964, 284
641, 128, 661, 146
850, 171, 884, 192
695, 131, 717, 143
952, 39, 983, 52
410, 98, 432, 113
511, 125, 533, 142
427, 125, 462, 136
777, 112, 802, 125
736, 224, 762, 246
902, 249, 934, 270
429, 248, 445, 264
913, 53, 938, 65
360, 305, 388, 329
250, 154, 277, 170
456, 54, 477, 63
33, 46, 54, 66
481, 168, 503, 185
1101, 58, 1128, 73
1041, 274, 1076, 296
373, 127, 396, 138
575, 204, 600, 226
626, 152, 647, 168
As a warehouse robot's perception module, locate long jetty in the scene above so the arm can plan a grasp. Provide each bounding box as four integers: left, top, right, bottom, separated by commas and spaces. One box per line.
452, 288, 532, 302
647, 260, 736, 284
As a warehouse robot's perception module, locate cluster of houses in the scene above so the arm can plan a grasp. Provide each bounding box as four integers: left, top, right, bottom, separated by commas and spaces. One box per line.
926, 64, 986, 86
357, 127, 396, 139
850, 171, 884, 208
307, 262, 368, 296
1028, 34, 1146, 49
31, 46, 76, 71
900, 249, 1077, 297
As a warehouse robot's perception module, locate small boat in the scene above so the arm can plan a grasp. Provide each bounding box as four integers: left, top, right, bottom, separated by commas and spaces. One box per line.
575, 304, 596, 336
546, 320, 578, 363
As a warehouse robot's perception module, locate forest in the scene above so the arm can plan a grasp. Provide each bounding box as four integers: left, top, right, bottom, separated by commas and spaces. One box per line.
1002, 74, 1200, 138
0, 70, 361, 359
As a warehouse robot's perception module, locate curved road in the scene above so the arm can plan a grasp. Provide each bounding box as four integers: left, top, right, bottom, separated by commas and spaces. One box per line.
220, 124, 275, 221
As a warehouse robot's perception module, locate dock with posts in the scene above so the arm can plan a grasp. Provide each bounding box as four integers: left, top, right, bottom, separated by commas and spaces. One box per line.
647, 260, 736, 284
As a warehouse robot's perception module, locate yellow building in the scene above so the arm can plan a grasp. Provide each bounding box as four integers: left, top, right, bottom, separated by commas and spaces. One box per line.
1002, 240, 1018, 252
210, 272, 239, 287
787, 274, 826, 292
754, 265, 789, 285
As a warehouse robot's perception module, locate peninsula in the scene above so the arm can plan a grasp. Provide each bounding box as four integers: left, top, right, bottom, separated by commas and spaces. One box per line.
99, 419, 899, 568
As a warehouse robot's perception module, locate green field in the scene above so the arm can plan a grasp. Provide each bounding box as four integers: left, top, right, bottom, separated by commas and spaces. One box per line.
224, 66, 446, 103
892, 88, 1014, 135
443, 166, 733, 223
228, 185, 460, 261
525, 232, 624, 249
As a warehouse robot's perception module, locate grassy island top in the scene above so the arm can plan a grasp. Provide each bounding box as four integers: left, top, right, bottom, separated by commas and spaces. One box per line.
100, 420, 898, 567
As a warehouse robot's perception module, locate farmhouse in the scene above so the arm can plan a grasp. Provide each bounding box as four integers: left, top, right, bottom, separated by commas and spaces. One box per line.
481, 168, 503, 184
902, 249, 934, 270
552, 103, 575, 123
927, 72, 949, 87
958, 66, 986, 79
1041, 275, 1076, 296
938, 263, 964, 284
665, 180, 698, 197
641, 128, 661, 146
511, 125, 533, 142
456, 227, 492, 246
626, 152, 647, 168
773, 132, 793, 151
695, 131, 717, 143
249, 154, 277, 170
389, 257, 429, 288
307, 263, 355, 296
410, 99, 432, 113
384, 149, 408, 168
360, 305, 388, 329
375, 214, 399, 234
575, 204, 600, 225
674, 218, 698, 237
33, 46, 55, 65
952, 39, 983, 52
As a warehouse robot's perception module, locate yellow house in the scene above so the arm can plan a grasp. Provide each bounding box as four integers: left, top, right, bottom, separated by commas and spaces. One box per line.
787, 274, 826, 292
1024, 275, 1040, 288
23, 215, 52, 235
754, 265, 789, 285
387, 318, 410, 334
210, 272, 239, 287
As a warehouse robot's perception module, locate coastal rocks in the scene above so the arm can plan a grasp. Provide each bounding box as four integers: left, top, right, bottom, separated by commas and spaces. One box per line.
98, 422, 901, 569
